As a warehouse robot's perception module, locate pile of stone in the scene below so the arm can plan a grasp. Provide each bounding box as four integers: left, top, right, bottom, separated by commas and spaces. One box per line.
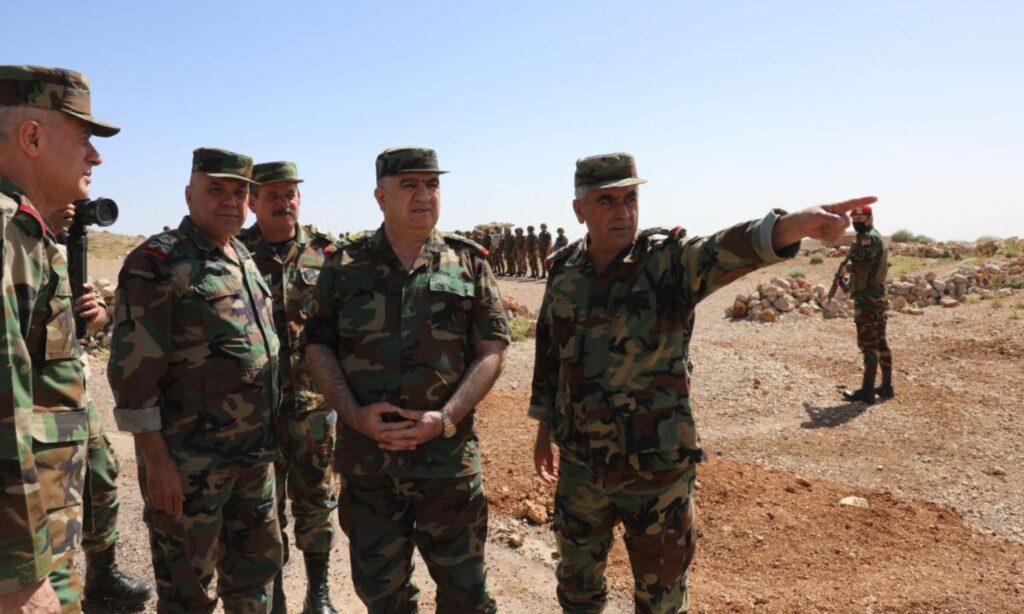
501, 294, 531, 319
726, 275, 850, 322
729, 258, 1023, 324
885, 260, 1020, 312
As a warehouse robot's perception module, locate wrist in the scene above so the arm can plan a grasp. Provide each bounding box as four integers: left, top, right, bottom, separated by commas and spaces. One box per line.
439, 409, 456, 438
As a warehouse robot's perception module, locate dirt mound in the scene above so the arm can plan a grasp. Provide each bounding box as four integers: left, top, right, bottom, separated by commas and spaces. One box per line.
479, 390, 1024, 612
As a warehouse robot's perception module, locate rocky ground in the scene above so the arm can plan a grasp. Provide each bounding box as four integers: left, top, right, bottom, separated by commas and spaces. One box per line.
80, 250, 1024, 613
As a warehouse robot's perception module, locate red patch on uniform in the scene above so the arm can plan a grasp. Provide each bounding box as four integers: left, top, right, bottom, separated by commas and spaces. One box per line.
479, 247, 490, 257
861, 238, 872, 246
324, 244, 337, 257
545, 257, 555, 271
143, 246, 169, 261
668, 226, 683, 239
17, 203, 47, 231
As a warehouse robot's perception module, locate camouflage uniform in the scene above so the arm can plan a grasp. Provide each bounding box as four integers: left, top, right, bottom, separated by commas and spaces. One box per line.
538, 224, 552, 279
108, 150, 283, 614
1, 181, 90, 613
490, 229, 504, 275
513, 228, 527, 277
0, 181, 55, 600
0, 65, 119, 612
845, 219, 892, 400
502, 228, 515, 276
524, 226, 537, 278
307, 147, 510, 614
554, 228, 569, 251
530, 153, 800, 614
237, 218, 338, 556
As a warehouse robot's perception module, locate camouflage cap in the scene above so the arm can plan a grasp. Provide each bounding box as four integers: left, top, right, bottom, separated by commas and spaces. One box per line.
376, 146, 448, 179
575, 152, 647, 189
253, 161, 304, 185
0, 65, 120, 137
192, 147, 256, 184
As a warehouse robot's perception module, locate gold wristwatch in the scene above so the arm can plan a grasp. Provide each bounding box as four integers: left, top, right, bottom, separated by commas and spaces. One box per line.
440, 409, 456, 438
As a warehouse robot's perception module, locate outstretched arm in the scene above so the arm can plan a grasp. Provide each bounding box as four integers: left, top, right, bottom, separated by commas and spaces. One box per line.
772, 196, 877, 249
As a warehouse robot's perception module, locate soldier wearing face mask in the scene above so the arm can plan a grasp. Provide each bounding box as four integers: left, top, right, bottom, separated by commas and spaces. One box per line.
840, 205, 893, 404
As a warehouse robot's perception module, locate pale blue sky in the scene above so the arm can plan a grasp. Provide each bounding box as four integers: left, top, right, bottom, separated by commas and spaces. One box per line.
7, 0, 1022, 240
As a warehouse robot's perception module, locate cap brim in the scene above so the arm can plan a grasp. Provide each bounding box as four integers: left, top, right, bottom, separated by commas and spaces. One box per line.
204, 172, 258, 184
583, 177, 647, 190
255, 178, 305, 185
65, 110, 120, 137
390, 169, 450, 175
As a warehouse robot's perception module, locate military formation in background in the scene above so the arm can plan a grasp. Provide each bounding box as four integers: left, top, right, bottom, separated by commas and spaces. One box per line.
462, 223, 570, 279
1, 64, 891, 614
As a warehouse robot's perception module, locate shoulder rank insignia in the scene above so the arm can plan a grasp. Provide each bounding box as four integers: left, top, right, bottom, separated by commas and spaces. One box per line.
143, 232, 181, 261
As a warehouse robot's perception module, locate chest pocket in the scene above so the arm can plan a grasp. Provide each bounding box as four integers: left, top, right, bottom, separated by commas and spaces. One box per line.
610, 291, 658, 356
427, 274, 474, 334
300, 267, 320, 286
44, 277, 78, 361
548, 297, 579, 360
338, 282, 387, 334
194, 276, 252, 341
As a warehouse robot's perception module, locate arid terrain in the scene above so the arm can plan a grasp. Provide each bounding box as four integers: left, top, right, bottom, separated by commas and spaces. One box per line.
79, 242, 1024, 613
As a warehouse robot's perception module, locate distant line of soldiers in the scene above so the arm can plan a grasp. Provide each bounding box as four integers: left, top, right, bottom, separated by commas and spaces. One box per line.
462, 224, 570, 279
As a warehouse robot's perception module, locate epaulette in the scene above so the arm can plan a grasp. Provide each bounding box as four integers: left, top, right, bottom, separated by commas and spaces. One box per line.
305, 224, 337, 243
324, 230, 369, 258
142, 230, 186, 262
545, 240, 578, 271
444, 233, 488, 257
14, 203, 47, 237
639, 226, 687, 242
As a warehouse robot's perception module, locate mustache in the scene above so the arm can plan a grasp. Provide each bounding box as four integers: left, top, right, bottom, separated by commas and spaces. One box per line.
271, 207, 296, 217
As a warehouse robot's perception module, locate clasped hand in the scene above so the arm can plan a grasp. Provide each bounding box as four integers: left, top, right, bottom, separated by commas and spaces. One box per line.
351, 403, 445, 451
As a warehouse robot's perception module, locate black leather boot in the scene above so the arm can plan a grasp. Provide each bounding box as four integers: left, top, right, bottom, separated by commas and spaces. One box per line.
84, 544, 154, 609
843, 363, 877, 405
302, 553, 337, 614
875, 366, 894, 399
271, 570, 286, 614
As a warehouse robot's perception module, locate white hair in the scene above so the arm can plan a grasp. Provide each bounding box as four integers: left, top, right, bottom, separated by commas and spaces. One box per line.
0, 106, 48, 144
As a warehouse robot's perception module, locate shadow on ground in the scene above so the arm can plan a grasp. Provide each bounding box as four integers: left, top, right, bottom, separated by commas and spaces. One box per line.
800, 400, 872, 428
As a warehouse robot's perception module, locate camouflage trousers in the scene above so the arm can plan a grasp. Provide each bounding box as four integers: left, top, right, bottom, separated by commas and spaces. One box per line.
539, 246, 550, 277
35, 409, 89, 614
854, 297, 892, 370
275, 407, 338, 557
504, 251, 516, 276
338, 472, 496, 614
554, 456, 698, 614
139, 460, 283, 614
515, 253, 527, 276
83, 400, 120, 554
527, 251, 540, 277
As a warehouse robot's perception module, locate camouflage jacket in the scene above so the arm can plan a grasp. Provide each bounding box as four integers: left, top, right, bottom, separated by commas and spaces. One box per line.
108, 216, 280, 472
538, 230, 552, 249
238, 223, 335, 416
525, 233, 538, 254
0, 180, 53, 592
530, 210, 799, 476
848, 228, 887, 300
306, 225, 510, 478
553, 234, 569, 250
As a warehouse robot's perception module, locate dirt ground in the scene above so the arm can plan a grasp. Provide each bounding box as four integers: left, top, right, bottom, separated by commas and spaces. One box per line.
80, 250, 1024, 613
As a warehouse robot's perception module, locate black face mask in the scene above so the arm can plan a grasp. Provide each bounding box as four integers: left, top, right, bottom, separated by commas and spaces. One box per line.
853, 221, 870, 234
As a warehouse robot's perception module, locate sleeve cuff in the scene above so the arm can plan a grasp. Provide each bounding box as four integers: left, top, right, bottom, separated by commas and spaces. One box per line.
527, 403, 554, 426
114, 406, 162, 433
753, 208, 800, 264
